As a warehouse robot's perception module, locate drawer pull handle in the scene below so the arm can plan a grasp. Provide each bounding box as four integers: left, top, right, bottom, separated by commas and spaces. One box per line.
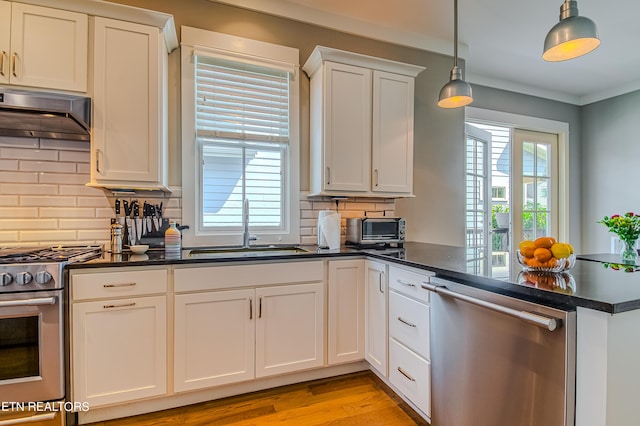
397, 367, 416, 382
249, 298, 253, 320
397, 279, 416, 288
103, 302, 136, 309
397, 316, 417, 328
104, 282, 136, 288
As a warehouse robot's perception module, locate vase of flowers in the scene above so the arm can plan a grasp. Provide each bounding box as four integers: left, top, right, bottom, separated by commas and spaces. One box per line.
598, 212, 640, 264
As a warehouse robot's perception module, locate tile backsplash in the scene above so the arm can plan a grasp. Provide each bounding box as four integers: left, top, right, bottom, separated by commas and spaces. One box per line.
299, 192, 396, 245
0, 137, 181, 247
0, 136, 394, 247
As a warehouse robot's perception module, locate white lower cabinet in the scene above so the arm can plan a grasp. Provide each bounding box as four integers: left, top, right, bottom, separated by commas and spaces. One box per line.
173, 261, 325, 392
70, 268, 168, 407
388, 264, 433, 418
255, 283, 324, 377
365, 259, 388, 376
327, 259, 365, 364
174, 289, 255, 392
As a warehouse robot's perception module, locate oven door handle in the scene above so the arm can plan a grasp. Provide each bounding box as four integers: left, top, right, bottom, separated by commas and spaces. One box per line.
0, 296, 56, 308
0, 412, 56, 425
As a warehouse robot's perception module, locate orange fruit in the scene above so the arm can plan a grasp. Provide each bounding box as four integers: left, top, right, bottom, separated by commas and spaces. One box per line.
519, 240, 536, 258
533, 247, 552, 262
521, 245, 535, 258
527, 258, 543, 268
519, 240, 535, 251
534, 237, 556, 249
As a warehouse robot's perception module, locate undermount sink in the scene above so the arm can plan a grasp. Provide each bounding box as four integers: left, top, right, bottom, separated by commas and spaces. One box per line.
186, 246, 311, 258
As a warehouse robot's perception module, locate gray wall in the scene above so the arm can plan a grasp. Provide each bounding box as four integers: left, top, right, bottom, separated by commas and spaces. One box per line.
106, 0, 603, 251
581, 90, 640, 253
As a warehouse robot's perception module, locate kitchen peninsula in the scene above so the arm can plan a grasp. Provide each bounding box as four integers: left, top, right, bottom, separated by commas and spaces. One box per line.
67, 242, 640, 426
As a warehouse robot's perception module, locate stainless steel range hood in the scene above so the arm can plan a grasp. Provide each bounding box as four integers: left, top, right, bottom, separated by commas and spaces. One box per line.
0, 89, 91, 141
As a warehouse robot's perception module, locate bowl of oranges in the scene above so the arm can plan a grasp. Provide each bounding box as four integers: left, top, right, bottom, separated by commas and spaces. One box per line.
517, 237, 576, 272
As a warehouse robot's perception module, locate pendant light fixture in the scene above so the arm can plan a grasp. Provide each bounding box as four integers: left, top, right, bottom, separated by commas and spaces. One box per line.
543, 0, 600, 62
438, 0, 473, 109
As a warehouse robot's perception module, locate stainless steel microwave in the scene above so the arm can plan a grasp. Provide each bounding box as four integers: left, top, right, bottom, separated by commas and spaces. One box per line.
346, 217, 406, 246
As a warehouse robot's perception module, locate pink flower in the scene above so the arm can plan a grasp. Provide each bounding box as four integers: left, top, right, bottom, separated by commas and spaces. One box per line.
627, 212, 635, 217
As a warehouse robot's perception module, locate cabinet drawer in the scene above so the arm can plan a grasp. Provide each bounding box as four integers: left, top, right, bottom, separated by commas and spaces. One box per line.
174, 261, 324, 292
389, 338, 430, 417
389, 291, 429, 359
389, 265, 432, 303
71, 269, 167, 301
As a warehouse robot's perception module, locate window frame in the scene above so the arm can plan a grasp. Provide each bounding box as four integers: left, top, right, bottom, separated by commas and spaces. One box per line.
181, 26, 300, 247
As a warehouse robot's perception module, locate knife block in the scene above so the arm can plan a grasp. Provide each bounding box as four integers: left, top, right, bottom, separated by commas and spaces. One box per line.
138, 218, 171, 248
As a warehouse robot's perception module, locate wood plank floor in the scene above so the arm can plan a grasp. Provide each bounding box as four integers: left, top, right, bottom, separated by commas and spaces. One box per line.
86, 371, 429, 426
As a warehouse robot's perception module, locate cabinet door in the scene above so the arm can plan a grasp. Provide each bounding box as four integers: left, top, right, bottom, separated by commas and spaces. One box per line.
174, 289, 255, 392
323, 61, 371, 192
365, 260, 388, 376
10, 3, 87, 91
372, 71, 414, 194
72, 296, 166, 407
91, 17, 164, 187
255, 282, 324, 377
328, 259, 365, 364
0, 2, 10, 85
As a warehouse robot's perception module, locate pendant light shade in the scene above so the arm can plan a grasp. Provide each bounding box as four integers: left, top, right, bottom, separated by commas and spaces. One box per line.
438, 66, 473, 108
438, 0, 473, 109
543, 0, 600, 62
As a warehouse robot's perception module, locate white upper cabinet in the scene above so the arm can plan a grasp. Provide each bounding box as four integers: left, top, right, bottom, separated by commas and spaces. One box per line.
0, 1, 88, 91
303, 46, 424, 197
372, 71, 415, 193
89, 17, 169, 191
316, 61, 372, 192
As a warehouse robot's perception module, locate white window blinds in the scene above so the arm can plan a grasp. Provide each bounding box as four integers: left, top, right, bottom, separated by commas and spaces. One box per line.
195, 54, 291, 230
195, 56, 290, 143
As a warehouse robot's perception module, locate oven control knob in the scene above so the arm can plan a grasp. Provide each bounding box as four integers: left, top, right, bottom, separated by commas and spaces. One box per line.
35, 271, 53, 284
15, 272, 33, 285
0, 273, 12, 286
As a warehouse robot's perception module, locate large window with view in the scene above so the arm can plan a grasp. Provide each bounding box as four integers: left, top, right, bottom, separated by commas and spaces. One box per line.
181, 27, 300, 247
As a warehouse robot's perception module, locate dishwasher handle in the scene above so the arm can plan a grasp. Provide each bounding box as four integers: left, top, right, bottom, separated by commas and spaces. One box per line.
422, 282, 561, 332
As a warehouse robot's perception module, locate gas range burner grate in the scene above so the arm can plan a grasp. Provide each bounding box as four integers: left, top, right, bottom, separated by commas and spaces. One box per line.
0, 245, 102, 264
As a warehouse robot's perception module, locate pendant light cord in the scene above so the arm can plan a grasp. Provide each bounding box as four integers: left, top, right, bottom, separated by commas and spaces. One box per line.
453, 0, 459, 68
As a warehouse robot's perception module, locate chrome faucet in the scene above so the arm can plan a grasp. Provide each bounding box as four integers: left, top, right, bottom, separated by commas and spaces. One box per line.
242, 198, 256, 248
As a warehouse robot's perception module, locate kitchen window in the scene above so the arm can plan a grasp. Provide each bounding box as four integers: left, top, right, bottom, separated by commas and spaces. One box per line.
181, 27, 300, 246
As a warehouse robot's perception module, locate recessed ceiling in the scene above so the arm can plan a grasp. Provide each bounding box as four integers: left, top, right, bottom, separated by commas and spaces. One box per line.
210, 0, 640, 105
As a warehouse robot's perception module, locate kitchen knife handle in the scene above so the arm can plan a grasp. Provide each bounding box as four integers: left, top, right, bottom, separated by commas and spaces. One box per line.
0, 51, 5, 76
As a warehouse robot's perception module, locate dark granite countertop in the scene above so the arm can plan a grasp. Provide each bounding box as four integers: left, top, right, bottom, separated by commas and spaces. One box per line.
67, 242, 640, 314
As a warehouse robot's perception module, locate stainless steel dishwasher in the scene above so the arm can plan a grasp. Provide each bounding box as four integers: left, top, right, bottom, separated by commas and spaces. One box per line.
424, 277, 576, 426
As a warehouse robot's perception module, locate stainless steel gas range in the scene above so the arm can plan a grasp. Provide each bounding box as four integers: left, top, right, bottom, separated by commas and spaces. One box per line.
0, 246, 101, 425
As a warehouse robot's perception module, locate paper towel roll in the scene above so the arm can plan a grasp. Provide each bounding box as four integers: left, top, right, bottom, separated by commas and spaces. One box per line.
317, 211, 341, 249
